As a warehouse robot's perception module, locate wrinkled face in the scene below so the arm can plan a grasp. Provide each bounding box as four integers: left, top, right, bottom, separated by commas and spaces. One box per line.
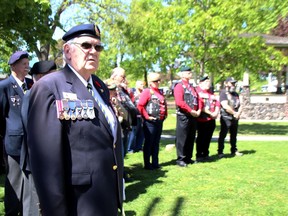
226, 81, 237, 92
181, 71, 192, 79
136, 81, 144, 90
114, 72, 127, 86
201, 79, 211, 90
11, 58, 30, 77
64, 36, 102, 74
150, 79, 161, 88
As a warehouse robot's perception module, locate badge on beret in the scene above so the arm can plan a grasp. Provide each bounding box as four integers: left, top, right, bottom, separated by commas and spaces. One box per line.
95, 25, 100, 38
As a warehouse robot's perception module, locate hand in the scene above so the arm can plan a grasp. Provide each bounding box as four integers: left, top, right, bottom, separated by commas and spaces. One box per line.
148, 116, 157, 121
233, 112, 240, 119
190, 110, 198, 117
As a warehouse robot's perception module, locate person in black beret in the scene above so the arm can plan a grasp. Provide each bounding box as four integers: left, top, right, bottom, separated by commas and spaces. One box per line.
174, 67, 202, 167
0, 50, 33, 215
218, 77, 243, 158
27, 23, 123, 215
20, 60, 56, 216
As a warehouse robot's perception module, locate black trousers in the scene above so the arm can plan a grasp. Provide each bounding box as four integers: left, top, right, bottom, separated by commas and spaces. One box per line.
175, 115, 197, 163
196, 120, 216, 158
218, 117, 239, 154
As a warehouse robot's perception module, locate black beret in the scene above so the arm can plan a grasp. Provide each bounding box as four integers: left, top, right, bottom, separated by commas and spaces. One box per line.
225, 77, 237, 83
8, 51, 29, 65
180, 66, 192, 72
62, 23, 101, 42
199, 75, 209, 82
30, 61, 56, 75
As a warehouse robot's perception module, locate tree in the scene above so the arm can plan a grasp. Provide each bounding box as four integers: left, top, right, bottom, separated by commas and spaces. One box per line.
119, 0, 288, 86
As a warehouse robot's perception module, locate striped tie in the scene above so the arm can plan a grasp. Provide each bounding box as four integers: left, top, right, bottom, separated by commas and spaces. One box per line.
22, 83, 27, 94
87, 83, 94, 97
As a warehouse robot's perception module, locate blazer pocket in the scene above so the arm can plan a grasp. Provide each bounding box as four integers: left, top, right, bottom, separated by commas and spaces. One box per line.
71, 173, 91, 185
7, 129, 24, 136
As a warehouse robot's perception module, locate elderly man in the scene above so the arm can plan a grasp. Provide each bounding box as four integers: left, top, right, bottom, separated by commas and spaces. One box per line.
173, 67, 202, 167
27, 24, 123, 215
0, 51, 33, 215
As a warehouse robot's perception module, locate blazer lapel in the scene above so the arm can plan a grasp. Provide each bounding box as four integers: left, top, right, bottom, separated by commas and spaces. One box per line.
62, 66, 112, 135
9, 75, 24, 97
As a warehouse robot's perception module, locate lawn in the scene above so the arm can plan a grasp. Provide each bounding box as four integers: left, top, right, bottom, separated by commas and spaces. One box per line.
0, 112, 287, 215
123, 139, 288, 215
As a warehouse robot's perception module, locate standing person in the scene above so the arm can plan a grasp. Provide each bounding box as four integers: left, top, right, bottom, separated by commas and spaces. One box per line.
27, 23, 123, 215
110, 67, 138, 156
0, 51, 33, 215
21, 60, 56, 216
174, 67, 202, 167
196, 75, 220, 162
128, 80, 145, 153
218, 77, 243, 158
137, 72, 167, 170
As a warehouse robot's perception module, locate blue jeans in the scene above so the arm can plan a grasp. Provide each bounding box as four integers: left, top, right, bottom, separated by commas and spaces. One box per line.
127, 117, 144, 152
143, 119, 163, 168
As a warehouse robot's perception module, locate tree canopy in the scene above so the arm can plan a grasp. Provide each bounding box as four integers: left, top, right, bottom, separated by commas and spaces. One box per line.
1, 0, 288, 86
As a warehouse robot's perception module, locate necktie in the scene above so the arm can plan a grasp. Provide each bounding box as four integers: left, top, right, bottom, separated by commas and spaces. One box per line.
87, 83, 94, 97
22, 83, 27, 94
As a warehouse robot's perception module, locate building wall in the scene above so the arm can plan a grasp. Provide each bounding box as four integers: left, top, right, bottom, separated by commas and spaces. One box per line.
241, 88, 288, 120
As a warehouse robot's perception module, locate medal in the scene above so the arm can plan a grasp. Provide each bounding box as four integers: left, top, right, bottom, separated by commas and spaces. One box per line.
62, 99, 70, 120
75, 100, 82, 120
87, 99, 95, 119
68, 100, 76, 121
81, 100, 89, 119
56, 100, 65, 120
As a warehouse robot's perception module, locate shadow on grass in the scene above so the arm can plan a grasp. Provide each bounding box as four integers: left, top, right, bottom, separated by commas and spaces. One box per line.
238, 123, 288, 135
124, 163, 167, 203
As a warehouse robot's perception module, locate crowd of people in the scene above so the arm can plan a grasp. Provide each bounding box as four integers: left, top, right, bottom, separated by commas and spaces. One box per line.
0, 22, 243, 215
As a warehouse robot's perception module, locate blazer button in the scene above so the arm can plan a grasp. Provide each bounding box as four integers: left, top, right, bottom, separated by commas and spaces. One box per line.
113, 144, 116, 149
113, 165, 117, 170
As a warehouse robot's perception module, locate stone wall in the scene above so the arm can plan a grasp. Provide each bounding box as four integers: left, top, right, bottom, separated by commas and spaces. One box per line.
241, 87, 288, 120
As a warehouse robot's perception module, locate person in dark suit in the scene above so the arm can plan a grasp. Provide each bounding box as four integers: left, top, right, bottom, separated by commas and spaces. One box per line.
27, 23, 123, 216
21, 60, 56, 216
0, 51, 33, 215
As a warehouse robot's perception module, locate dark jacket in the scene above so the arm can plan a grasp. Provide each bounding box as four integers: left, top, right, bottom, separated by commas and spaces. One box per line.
0, 75, 33, 156
27, 65, 123, 216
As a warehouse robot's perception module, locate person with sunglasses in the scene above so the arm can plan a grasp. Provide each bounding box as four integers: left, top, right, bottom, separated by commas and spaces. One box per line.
173, 67, 203, 167
27, 23, 123, 215
218, 77, 243, 158
137, 72, 167, 170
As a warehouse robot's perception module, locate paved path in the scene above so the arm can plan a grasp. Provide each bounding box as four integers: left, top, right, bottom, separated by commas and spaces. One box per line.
161, 134, 288, 141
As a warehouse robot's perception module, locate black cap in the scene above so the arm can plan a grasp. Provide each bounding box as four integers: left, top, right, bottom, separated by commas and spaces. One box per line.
225, 77, 237, 83
199, 75, 209, 82
62, 23, 101, 42
30, 61, 56, 75
8, 51, 29, 65
180, 66, 192, 72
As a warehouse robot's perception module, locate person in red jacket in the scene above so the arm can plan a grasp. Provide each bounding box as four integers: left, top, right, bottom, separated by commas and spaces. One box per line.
196, 75, 220, 162
174, 67, 203, 167
137, 72, 167, 170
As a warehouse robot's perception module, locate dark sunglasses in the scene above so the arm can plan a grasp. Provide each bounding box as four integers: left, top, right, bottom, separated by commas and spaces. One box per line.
153, 79, 161, 82
71, 42, 104, 52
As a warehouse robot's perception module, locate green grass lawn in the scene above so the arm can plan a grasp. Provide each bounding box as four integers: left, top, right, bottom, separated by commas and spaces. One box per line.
124, 140, 288, 215
0, 113, 287, 215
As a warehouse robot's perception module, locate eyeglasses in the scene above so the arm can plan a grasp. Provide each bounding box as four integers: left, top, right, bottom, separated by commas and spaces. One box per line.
71, 42, 104, 52
153, 79, 161, 83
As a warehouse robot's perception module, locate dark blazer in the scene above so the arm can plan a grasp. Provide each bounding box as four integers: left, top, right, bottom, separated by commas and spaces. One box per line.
0, 75, 33, 156
27, 65, 123, 216
20, 90, 31, 172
